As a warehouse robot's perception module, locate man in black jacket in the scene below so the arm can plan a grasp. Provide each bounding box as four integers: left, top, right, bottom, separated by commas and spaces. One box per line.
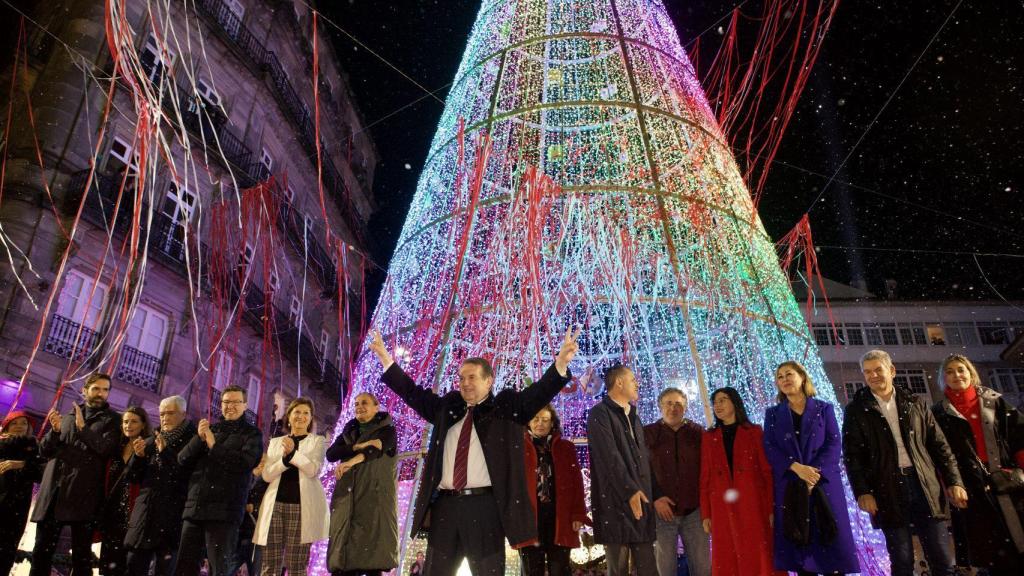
124, 394, 196, 576
30, 372, 121, 576
588, 365, 657, 576
174, 385, 263, 576
368, 327, 579, 576
842, 349, 967, 576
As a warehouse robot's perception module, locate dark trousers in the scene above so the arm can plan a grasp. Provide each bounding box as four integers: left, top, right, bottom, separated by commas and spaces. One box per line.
880, 472, 956, 576
0, 502, 30, 576
173, 519, 239, 576
423, 492, 505, 576
127, 542, 180, 576
225, 537, 262, 576
30, 520, 95, 576
520, 544, 571, 576
604, 542, 657, 576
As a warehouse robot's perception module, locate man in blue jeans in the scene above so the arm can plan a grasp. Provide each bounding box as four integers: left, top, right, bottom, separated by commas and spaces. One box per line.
842, 349, 968, 576
644, 388, 710, 576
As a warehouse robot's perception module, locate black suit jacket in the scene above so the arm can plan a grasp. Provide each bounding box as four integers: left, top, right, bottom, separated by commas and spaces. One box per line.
382, 362, 571, 546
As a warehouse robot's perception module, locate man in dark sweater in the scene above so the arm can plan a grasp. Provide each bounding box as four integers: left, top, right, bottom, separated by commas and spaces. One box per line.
174, 385, 263, 576
30, 372, 121, 576
644, 388, 709, 576
368, 327, 579, 576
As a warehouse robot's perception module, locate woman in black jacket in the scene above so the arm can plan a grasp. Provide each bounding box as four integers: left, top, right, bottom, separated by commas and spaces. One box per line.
0, 410, 42, 575
100, 406, 152, 576
931, 354, 1024, 575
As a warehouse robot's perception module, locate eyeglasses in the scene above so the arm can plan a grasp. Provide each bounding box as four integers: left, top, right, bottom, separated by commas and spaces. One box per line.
222, 400, 245, 406
158, 411, 180, 417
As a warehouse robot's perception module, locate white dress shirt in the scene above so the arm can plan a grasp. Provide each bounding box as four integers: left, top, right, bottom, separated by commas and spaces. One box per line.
872, 390, 913, 468
438, 407, 492, 489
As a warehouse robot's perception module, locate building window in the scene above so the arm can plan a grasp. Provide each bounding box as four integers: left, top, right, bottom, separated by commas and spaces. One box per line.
843, 323, 864, 346
196, 78, 221, 106
140, 36, 175, 83
865, 325, 882, 346
926, 324, 946, 346
894, 369, 929, 396
107, 137, 139, 174
241, 242, 255, 267
1011, 322, 1024, 341
117, 304, 168, 392
247, 374, 262, 409
268, 269, 280, 292
284, 185, 296, 204
46, 270, 108, 361
944, 323, 974, 347
56, 270, 109, 329
125, 305, 168, 357
214, 350, 234, 390
844, 382, 864, 402
977, 322, 1011, 346
289, 296, 302, 329
812, 324, 833, 347
880, 323, 899, 346
259, 148, 273, 180
320, 329, 330, 354
988, 369, 1024, 394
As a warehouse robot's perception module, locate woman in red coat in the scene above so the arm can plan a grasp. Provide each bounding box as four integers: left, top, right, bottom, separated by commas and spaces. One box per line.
700, 387, 779, 576
516, 404, 591, 576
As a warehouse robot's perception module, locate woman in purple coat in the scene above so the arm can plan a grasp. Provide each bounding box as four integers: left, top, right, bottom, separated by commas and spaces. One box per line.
763, 361, 859, 575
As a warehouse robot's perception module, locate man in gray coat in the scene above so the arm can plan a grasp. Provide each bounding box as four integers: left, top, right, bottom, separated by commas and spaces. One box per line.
588, 365, 657, 576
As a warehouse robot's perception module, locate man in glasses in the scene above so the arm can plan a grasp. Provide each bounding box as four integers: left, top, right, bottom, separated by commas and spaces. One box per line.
175, 385, 263, 576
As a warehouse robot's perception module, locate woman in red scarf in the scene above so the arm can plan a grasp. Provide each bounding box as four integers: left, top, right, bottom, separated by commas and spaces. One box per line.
932, 354, 1024, 575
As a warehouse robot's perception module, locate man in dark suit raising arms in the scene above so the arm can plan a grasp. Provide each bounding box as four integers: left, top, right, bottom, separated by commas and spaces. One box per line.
368, 327, 580, 575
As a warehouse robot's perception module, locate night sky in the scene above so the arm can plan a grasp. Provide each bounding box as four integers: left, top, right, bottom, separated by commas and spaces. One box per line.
321, 0, 1023, 304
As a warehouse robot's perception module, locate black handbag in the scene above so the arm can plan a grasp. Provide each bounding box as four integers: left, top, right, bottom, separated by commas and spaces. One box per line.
989, 467, 1024, 494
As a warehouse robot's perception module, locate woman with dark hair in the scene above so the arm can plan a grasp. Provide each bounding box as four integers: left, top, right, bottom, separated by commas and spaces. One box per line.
255, 397, 330, 576
326, 391, 398, 576
932, 354, 1024, 575
0, 411, 42, 575
514, 404, 590, 576
699, 387, 778, 576
763, 361, 859, 576
101, 406, 152, 576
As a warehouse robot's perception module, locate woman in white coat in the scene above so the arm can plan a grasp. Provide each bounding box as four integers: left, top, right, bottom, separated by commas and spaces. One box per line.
255, 397, 330, 576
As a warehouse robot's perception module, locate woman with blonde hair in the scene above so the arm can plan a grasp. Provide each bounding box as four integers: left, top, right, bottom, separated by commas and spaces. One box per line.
254, 397, 330, 576
932, 354, 1024, 575
762, 361, 859, 575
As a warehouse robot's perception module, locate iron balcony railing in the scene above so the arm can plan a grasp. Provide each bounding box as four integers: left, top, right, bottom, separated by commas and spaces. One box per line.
44, 314, 101, 363
114, 345, 163, 393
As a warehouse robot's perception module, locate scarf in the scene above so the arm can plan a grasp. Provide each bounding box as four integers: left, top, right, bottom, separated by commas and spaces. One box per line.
945, 386, 987, 462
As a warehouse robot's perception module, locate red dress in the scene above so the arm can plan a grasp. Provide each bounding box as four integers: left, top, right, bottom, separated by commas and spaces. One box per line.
699, 423, 781, 576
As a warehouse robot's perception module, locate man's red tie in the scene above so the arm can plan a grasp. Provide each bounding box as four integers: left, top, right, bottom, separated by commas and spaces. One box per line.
452, 406, 474, 491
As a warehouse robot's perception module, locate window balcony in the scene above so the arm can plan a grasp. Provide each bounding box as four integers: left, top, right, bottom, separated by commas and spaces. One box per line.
44, 314, 101, 363
114, 345, 163, 393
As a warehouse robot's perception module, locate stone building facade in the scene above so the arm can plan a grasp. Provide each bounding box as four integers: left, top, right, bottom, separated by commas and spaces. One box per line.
0, 0, 376, 434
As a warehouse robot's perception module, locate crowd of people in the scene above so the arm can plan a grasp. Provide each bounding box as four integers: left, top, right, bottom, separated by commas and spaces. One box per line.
0, 327, 1021, 576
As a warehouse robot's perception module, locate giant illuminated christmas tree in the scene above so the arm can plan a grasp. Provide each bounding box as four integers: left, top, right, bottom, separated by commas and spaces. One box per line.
319, 0, 886, 573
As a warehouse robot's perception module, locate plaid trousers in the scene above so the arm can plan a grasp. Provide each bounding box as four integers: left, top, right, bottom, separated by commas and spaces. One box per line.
260, 501, 311, 576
